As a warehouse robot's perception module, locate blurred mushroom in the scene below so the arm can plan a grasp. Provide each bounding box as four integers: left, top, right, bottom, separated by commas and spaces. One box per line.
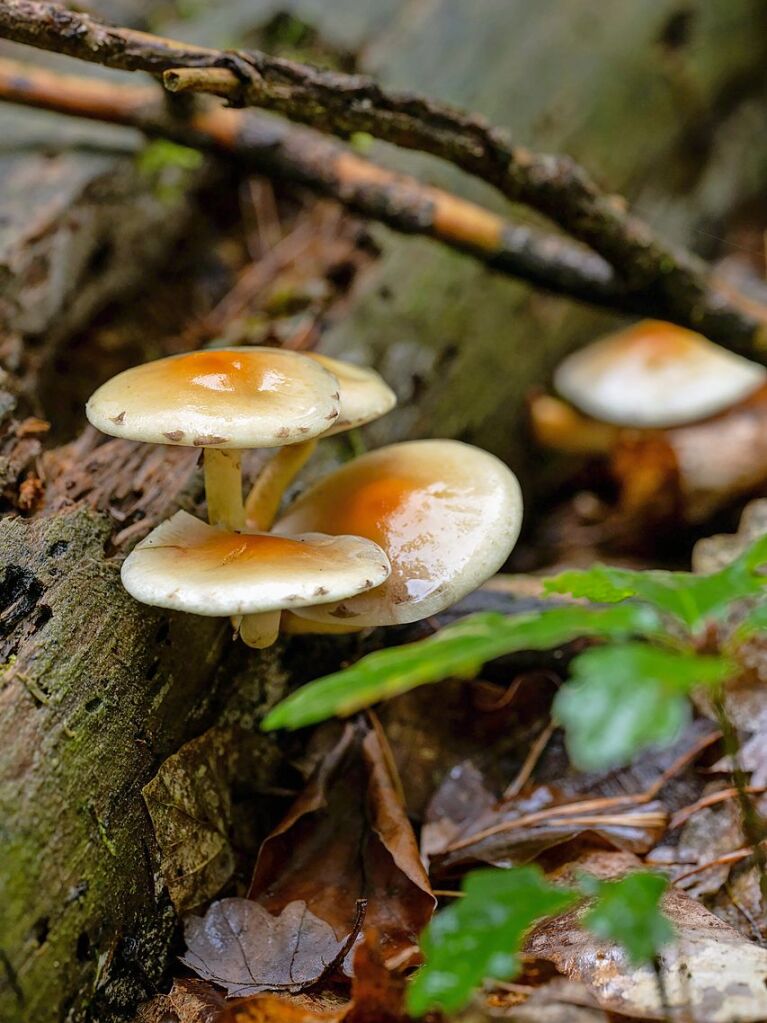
121, 510, 391, 648
272, 439, 523, 632
86, 347, 341, 530
553, 319, 765, 429
531, 320, 767, 523
245, 353, 396, 529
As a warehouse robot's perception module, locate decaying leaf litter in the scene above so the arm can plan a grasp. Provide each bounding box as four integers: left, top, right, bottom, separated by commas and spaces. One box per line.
128, 193, 767, 1023
4, 4, 767, 1022
0, 109, 744, 1015
5, 30, 764, 1017
79, 127, 767, 1022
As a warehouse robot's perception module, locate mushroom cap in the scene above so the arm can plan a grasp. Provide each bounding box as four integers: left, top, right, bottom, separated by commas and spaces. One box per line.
554, 320, 766, 428
121, 510, 391, 616
86, 347, 341, 449
273, 439, 523, 627
305, 353, 396, 435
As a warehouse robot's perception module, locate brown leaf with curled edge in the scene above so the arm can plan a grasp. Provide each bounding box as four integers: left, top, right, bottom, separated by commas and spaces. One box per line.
248, 716, 435, 975
342, 932, 408, 1023
526, 850, 767, 1023
182, 898, 357, 996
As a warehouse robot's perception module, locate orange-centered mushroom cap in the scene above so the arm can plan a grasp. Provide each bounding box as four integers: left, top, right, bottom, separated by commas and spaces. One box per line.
305, 353, 396, 435
554, 320, 766, 428
86, 346, 341, 448
121, 511, 391, 617
273, 439, 523, 627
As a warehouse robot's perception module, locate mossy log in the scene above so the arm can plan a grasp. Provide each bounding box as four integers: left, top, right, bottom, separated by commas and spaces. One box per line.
1, 2, 767, 1023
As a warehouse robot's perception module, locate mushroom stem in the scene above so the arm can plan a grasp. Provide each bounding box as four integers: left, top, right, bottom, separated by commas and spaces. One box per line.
239, 610, 282, 649
204, 448, 245, 530
280, 611, 364, 636
529, 394, 621, 455
245, 439, 318, 530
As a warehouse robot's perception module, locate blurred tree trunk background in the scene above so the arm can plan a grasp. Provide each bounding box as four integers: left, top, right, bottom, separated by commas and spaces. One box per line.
1, 2, 766, 1021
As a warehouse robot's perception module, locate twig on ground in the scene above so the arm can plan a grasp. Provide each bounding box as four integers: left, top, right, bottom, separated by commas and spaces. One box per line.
503, 720, 557, 799
670, 785, 767, 830
674, 845, 756, 883
1, 1, 766, 356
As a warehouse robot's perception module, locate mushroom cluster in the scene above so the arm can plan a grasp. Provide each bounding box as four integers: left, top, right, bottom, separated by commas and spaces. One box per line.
530, 320, 767, 522
87, 346, 523, 648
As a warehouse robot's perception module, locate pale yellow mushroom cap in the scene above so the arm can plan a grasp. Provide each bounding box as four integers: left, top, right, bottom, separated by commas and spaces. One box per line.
121, 511, 391, 616
273, 439, 523, 627
86, 347, 341, 448
305, 353, 396, 435
554, 320, 766, 428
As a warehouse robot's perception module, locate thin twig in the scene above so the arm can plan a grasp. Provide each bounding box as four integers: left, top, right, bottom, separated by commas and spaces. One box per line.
443, 806, 667, 854
670, 785, 767, 830
674, 844, 755, 883
1, 2, 766, 356
503, 720, 556, 799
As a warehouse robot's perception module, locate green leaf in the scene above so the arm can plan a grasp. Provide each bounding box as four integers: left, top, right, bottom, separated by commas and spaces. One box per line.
262, 604, 662, 731
544, 534, 767, 632
407, 866, 578, 1016
554, 643, 734, 770
581, 872, 674, 965
137, 139, 204, 175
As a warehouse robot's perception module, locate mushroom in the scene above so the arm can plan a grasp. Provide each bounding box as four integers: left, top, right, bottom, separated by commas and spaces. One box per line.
245, 352, 396, 529
271, 439, 523, 631
86, 346, 342, 530
552, 319, 766, 429
121, 510, 391, 648
531, 320, 767, 524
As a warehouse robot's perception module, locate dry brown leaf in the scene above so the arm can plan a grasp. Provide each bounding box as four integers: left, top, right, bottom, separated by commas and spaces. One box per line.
218, 932, 408, 1022
182, 898, 355, 997
248, 716, 435, 974
143, 727, 238, 913
527, 850, 767, 1022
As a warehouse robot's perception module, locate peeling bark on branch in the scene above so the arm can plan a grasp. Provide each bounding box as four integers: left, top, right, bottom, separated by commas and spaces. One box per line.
0, 0, 766, 358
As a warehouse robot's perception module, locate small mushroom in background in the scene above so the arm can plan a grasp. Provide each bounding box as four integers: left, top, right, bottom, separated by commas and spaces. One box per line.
86, 346, 342, 530
120, 510, 391, 648
530, 319, 767, 524
244, 352, 396, 530
269, 439, 523, 633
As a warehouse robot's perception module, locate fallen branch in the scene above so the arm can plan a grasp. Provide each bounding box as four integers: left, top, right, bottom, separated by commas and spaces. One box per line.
1, 0, 766, 358
0, 58, 630, 311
